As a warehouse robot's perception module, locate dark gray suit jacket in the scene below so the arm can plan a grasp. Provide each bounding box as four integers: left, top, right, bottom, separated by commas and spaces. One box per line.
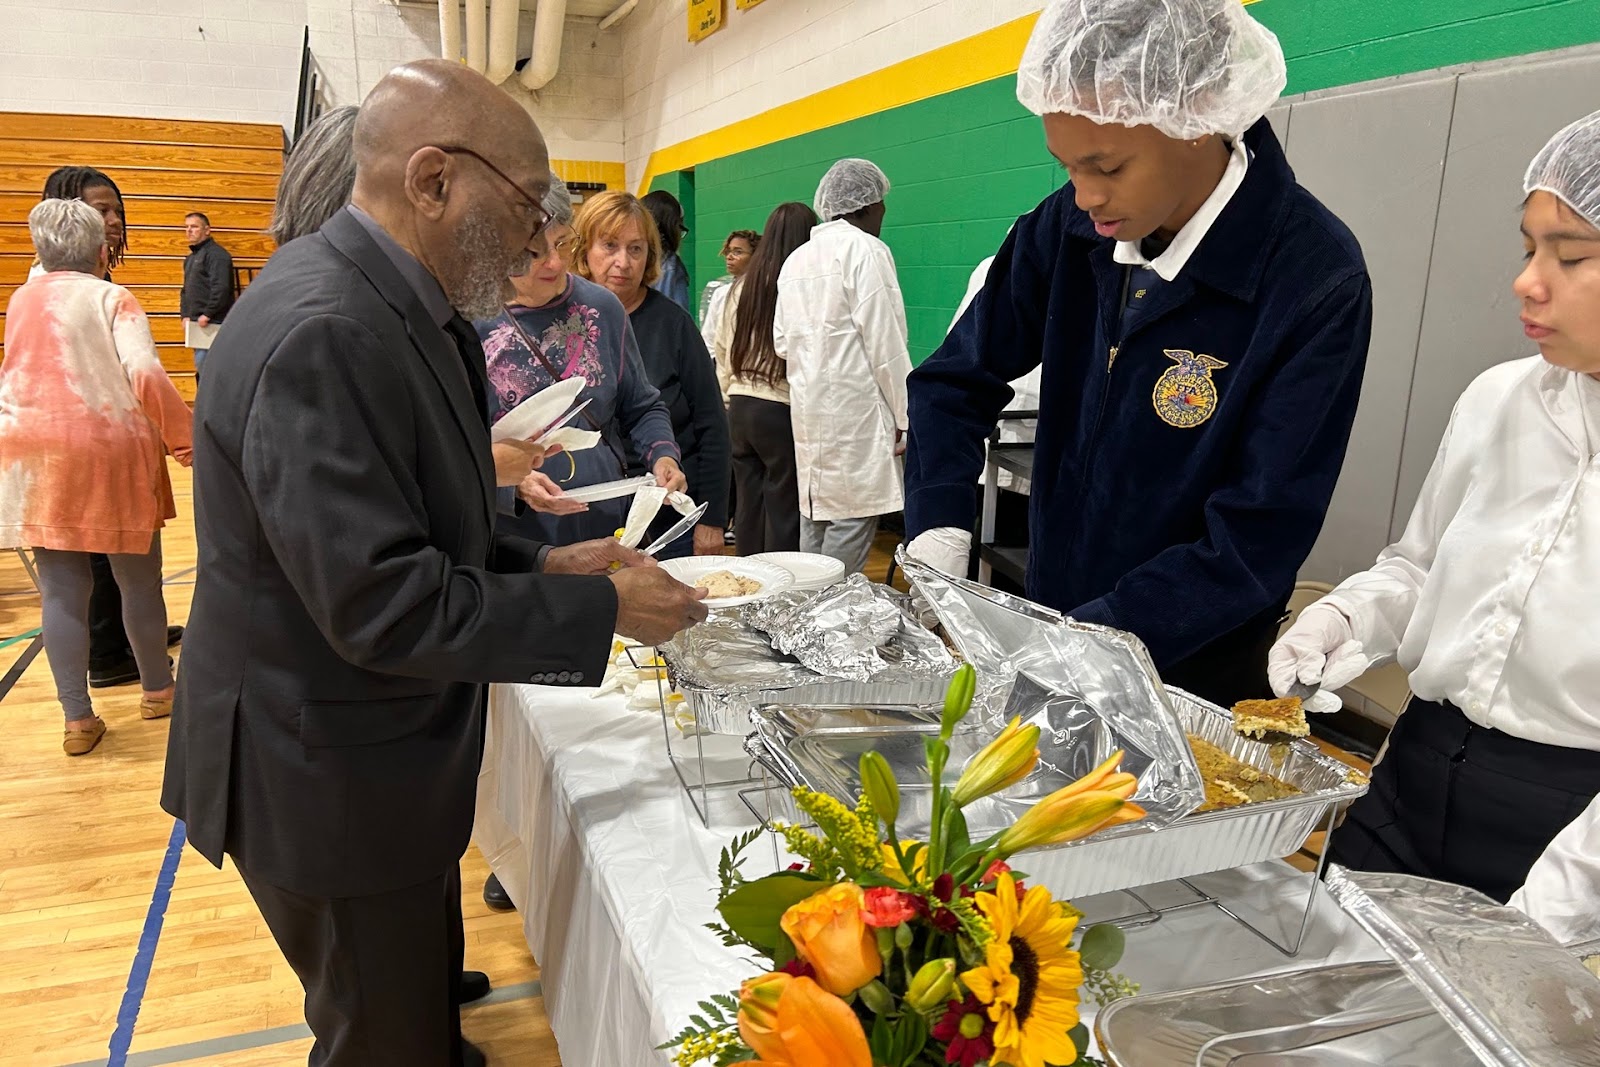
161, 209, 618, 898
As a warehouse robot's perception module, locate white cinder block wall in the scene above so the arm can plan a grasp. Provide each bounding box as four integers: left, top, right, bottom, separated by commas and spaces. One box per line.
620, 0, 1044, 188
0, 0, 625, 165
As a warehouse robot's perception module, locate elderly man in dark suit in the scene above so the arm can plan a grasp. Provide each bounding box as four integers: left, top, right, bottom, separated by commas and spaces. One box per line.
161, 60, 707, 1067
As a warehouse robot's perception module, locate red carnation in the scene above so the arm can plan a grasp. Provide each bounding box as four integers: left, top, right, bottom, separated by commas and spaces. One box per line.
931, 994, 995, 1067
860, 886, 919, 928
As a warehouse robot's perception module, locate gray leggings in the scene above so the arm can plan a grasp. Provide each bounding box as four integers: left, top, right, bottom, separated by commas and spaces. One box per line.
34, 538, 172, 722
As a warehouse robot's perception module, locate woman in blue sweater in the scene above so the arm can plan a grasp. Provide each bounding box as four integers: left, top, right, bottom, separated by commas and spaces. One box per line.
904, 0, 1373, 707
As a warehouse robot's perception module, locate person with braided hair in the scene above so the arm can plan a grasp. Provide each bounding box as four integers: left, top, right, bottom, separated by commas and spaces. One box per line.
34, 166, 184, 689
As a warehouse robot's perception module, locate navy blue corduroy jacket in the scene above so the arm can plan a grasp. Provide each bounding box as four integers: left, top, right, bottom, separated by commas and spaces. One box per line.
904, 119, 1372, 669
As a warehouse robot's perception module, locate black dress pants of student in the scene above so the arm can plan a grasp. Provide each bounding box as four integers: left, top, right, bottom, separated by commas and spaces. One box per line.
87, 553, 132, 668
1328, 698, 1600, 902
239, 863, 468, 1066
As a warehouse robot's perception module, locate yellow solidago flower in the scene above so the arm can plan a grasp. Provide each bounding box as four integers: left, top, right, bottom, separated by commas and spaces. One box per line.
793, 789, 882, 875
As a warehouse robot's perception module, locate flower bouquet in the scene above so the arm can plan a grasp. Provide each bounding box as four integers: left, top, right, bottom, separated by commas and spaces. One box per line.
663, 664, 1147, 1067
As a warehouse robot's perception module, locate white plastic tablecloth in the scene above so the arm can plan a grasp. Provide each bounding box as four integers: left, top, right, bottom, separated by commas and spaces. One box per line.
474, 683, 1384, 1067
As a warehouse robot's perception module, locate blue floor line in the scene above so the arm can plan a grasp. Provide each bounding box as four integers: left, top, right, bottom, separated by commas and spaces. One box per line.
107, 819, 187, 1067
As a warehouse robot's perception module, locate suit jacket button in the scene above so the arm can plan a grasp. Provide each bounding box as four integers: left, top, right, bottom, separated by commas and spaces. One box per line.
571, 671, 584, 684
556, 671, 572, 684
529, 673, 544, 684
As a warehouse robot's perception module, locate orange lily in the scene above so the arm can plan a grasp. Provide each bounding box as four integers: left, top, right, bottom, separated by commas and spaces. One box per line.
995, 750, 1146, 856
732, 976, 872, 1067
951, 716, 1041, 807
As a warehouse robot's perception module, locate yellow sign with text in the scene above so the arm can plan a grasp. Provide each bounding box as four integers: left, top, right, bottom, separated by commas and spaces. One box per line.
735, 0, 767, 9
689, 0, 725, 42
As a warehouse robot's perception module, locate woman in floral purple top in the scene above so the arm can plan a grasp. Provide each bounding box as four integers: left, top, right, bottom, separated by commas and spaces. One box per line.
475, 179, 684, 546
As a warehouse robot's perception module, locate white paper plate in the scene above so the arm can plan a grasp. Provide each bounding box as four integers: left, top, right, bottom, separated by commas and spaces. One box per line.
490, 376, 583, 444
562, 475, 653, 504
660, 557, 795, 607
750, 551, 847, 591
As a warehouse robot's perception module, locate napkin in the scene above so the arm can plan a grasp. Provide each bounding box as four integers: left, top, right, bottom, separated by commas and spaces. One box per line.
537, 426, 603, 452
617, 486, 700, 548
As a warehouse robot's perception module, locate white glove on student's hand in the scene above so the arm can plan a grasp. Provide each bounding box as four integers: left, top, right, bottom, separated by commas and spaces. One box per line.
906, 528, 973, 578
1268, 602, 1370, 715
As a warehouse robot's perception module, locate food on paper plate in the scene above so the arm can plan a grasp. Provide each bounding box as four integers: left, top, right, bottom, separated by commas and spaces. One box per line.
1230, 696, 1310, 740
695, 569, 764, 599
1187, 734, 1302, 812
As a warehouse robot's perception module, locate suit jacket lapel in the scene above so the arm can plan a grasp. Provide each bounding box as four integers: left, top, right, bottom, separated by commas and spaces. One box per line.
320, 211, 495, 529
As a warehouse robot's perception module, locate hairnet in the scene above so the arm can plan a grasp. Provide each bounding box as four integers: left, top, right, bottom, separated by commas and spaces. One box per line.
1016, 0, 1286, 140
814, 158, 890, 221
1524, 109, 1600, 230
543, 174, 573, 227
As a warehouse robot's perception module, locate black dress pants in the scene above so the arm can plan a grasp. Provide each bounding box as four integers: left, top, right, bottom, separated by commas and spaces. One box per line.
729, 395, 800, 556
239, 863, 468, 1066
1328, 698, 1600, 902
87, 553, 132, 667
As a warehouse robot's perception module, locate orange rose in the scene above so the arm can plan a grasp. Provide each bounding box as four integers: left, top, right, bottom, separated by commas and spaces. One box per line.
779, 883, 882, 996
732, 976, 871, 1067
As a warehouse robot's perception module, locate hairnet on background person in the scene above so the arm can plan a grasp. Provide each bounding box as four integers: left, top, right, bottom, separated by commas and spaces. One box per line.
1015, 0, 1287, 140
1524, 109, 1600, 230
814, 158, 890, 222
544, 174, 574, 227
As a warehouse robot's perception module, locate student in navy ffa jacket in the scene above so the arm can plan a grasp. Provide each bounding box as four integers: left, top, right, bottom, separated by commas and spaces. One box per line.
904, 0, 1373, 708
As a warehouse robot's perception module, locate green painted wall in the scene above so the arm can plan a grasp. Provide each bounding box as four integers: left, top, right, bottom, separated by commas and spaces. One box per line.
665, 0, 1600, 362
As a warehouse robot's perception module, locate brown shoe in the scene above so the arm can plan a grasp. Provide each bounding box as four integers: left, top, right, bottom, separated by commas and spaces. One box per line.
63, 717, 107, 756
140, 694, 174, 720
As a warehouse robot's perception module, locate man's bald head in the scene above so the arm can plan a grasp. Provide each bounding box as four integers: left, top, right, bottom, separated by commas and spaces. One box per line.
350, 60, 553, 318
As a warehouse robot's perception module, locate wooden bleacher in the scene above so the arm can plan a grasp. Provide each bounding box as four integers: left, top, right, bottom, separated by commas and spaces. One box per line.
0, 112, 285, 402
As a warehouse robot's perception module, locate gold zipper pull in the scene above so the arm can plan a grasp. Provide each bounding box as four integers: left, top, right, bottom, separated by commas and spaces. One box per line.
1108, 345, 1119, 370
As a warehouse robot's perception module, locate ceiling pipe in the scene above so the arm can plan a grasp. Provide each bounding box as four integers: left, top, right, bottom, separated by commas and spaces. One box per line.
484, 0, 520, 83
464, 0, 488, 74
438, 0, 461, 62
598, 0, 638, 31
517, 0, 568, 92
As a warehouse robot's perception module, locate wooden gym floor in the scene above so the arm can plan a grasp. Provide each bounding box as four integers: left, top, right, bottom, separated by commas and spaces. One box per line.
0, 463, 1364, 1066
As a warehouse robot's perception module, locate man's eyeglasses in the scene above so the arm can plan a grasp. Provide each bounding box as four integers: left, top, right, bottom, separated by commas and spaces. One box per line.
436, 146, 553, 236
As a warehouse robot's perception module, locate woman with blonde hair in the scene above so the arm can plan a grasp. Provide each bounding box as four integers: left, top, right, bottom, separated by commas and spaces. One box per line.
0, 199, 193, 754
574, 191, 729, 558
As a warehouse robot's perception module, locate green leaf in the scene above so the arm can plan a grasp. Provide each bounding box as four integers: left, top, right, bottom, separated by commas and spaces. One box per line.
717, 873, 824, 951
942, 804, 970, 861
1065, 1022, 1092, 1065
869, 1011, 896, 1064
772, 931, 798, 969
1079, 924, 1127, 971
891, 1009, 930, 1066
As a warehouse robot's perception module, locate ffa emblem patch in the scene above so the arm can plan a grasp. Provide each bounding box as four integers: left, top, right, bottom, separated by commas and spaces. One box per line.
1152, 349, 1229, 428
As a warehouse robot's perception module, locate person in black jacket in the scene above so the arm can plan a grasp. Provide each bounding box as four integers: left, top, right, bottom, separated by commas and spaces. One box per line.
160, 60, 707, 1067
904, 0, 1373, 709
180, 212, 234, 379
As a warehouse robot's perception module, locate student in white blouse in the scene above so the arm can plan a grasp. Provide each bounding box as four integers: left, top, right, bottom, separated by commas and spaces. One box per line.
1271, 109, 1600, 904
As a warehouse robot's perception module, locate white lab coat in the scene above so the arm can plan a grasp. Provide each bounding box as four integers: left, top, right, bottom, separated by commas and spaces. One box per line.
773, 220, 912, 521
1511, 792, 1600, 944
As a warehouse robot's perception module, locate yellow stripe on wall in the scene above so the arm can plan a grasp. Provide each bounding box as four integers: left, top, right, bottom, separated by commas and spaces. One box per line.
553, 159, 627, 190
635, 0, 1263, 194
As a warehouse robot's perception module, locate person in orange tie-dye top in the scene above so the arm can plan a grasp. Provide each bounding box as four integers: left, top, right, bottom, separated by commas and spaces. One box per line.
0, 198, 194, 756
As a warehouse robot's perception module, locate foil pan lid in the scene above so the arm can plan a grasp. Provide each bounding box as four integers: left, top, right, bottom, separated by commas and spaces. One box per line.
1326, 866, 1600, 1067
899, 551, 1203, 829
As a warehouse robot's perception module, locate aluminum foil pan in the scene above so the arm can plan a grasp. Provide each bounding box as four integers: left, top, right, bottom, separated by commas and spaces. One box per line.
1324, 868, 1600, 1067
897, 551, 1204, 827
746, 687, 1368, 899
741, 574, 954, 682
1094, 936, 1600, 1066
660, 614, 953, 735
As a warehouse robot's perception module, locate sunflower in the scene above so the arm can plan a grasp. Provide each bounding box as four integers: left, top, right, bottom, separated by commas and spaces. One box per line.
959, 872, 1084, 1067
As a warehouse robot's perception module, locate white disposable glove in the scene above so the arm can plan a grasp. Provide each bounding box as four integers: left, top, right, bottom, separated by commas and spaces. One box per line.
1267, 601, 1370, 715
905, 527, 972, 578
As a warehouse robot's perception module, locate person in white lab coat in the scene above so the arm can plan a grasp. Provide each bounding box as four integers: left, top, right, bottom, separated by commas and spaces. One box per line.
1272, 110, 1600, 903
773, 158, 913, 574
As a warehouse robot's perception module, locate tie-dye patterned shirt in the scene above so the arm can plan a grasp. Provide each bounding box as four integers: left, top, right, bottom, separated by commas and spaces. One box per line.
0, 271, 193, 554
475, 273, 678, 545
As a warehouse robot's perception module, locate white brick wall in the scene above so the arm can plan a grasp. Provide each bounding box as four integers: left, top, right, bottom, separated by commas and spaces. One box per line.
0, 0, 308, 129
620, 0, 1045, 187
0, 0, 625, 163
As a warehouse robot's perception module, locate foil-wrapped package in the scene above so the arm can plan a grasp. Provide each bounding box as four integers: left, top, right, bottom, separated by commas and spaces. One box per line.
741, 574, 954, 682
1326, 867, 1600, 1067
